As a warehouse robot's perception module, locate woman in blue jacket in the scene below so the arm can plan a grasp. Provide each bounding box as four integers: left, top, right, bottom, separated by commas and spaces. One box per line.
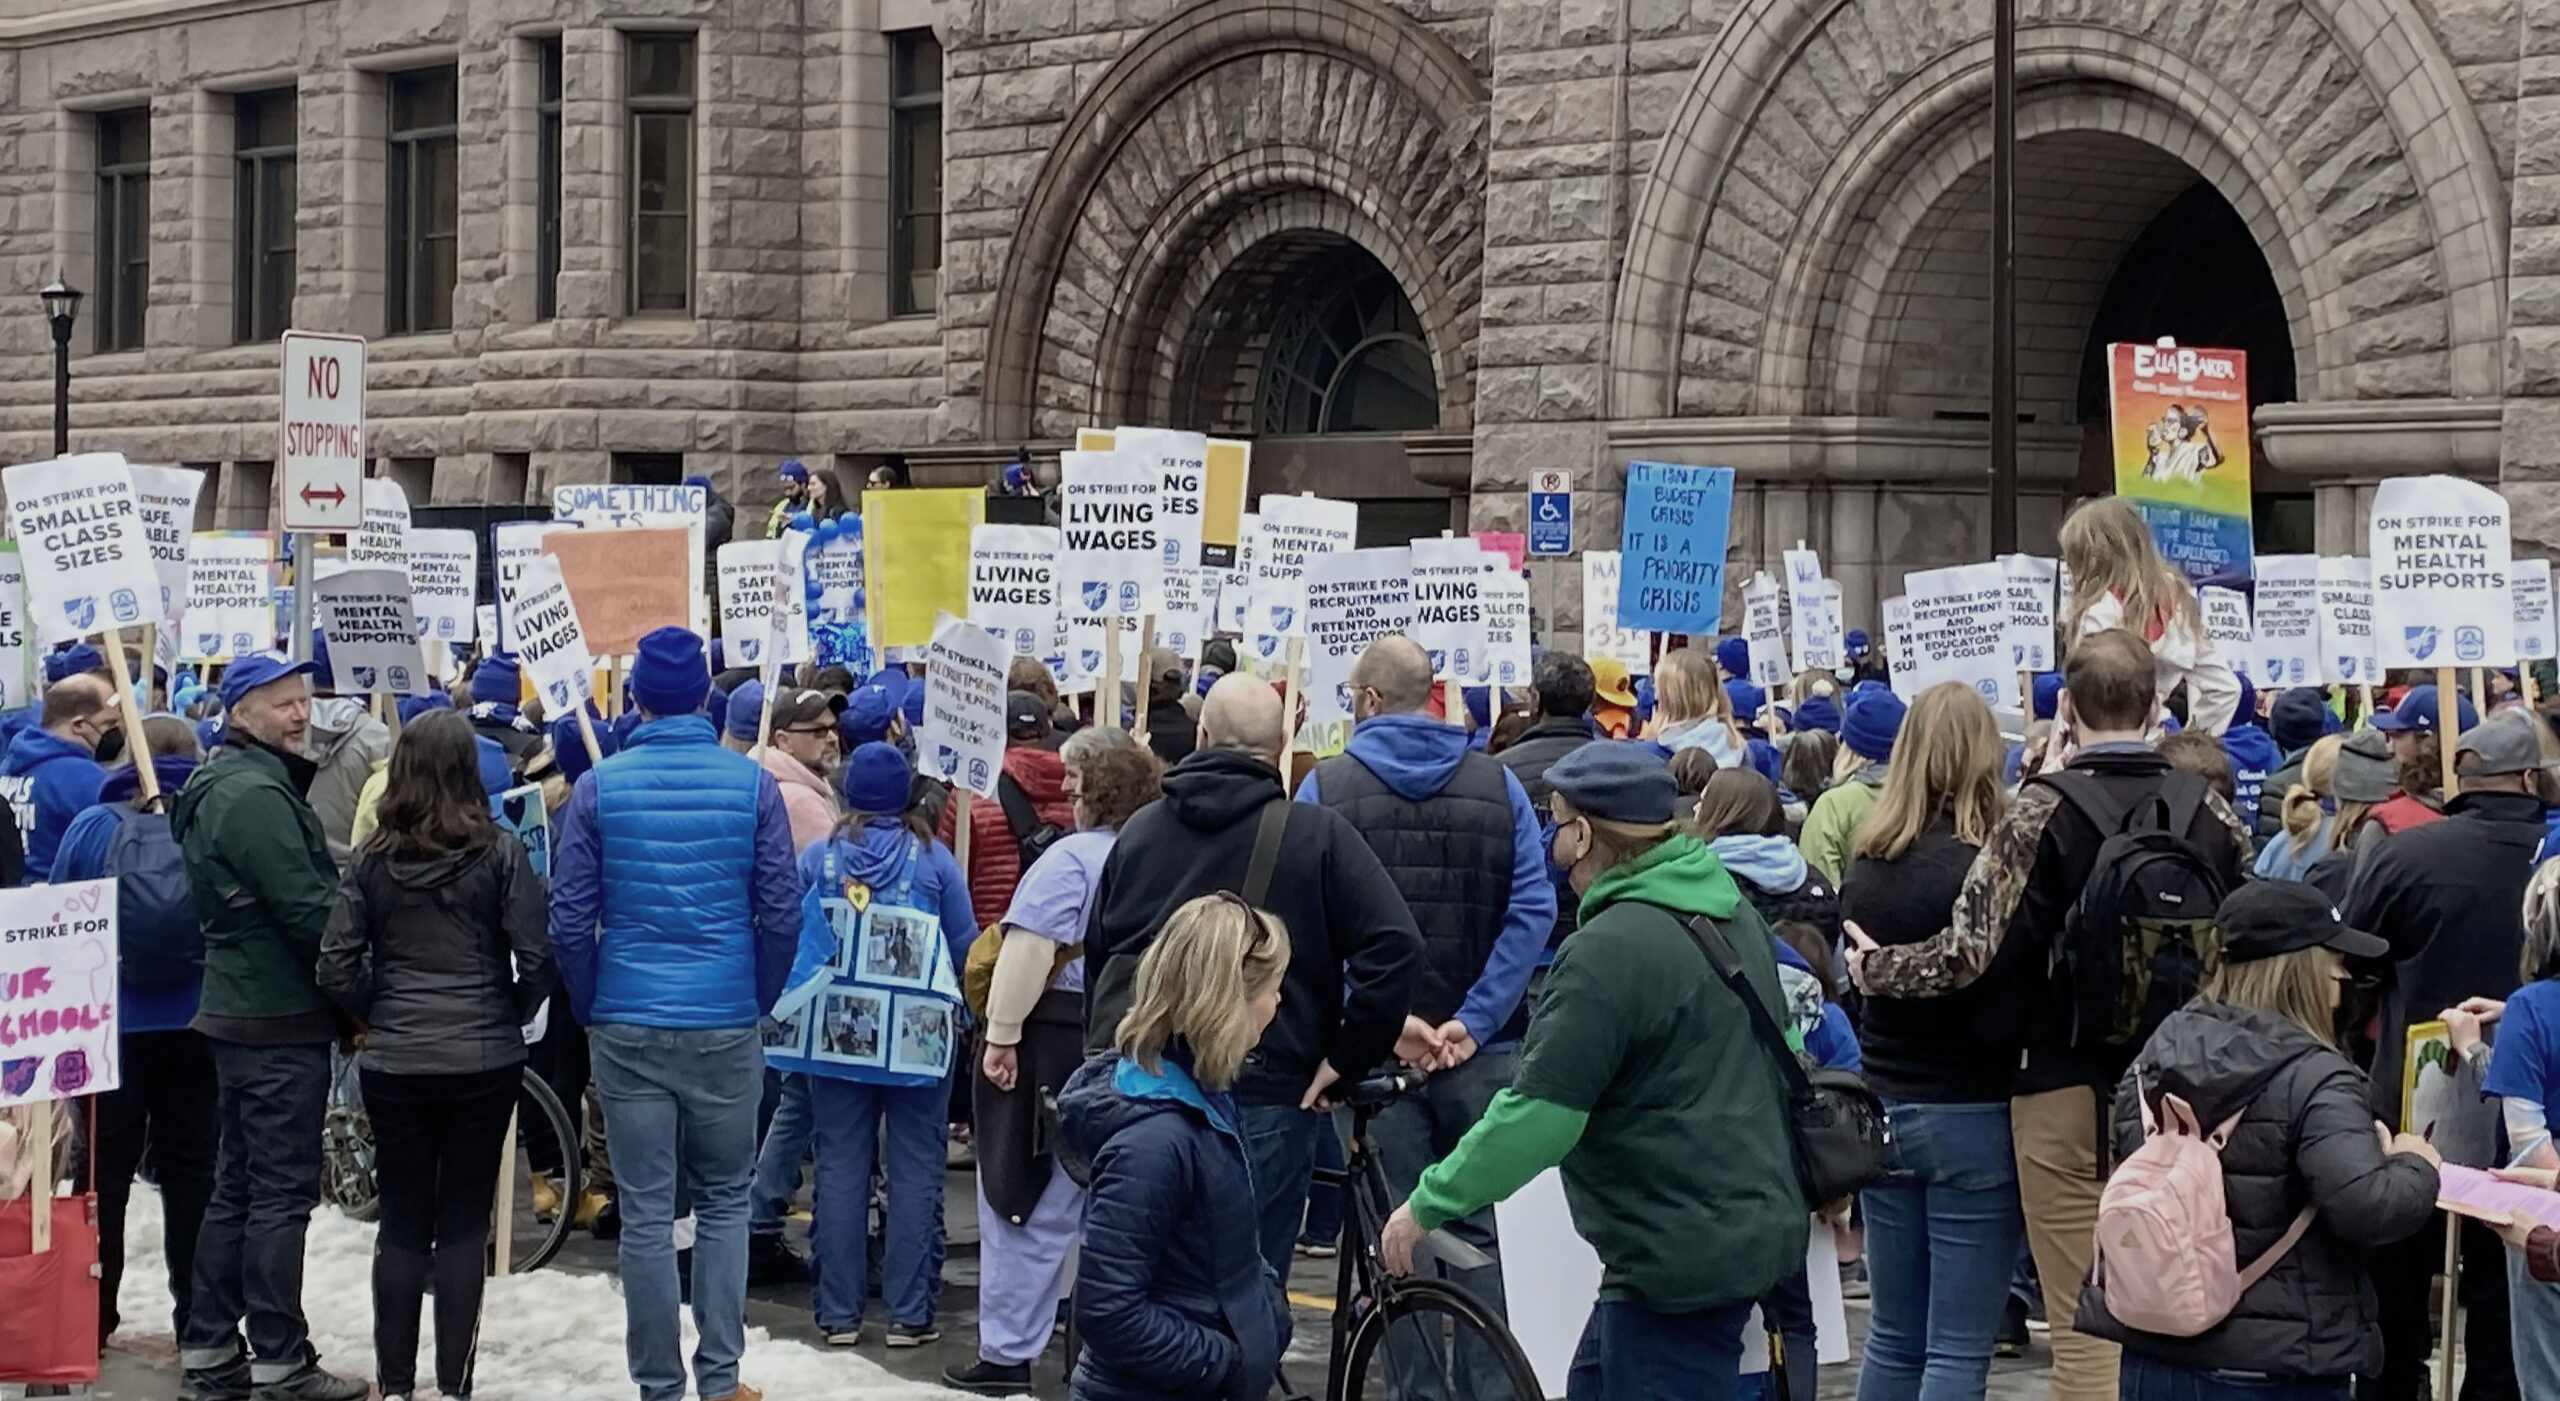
794, 742, 977, 1348
1056, 892, 1294, 1401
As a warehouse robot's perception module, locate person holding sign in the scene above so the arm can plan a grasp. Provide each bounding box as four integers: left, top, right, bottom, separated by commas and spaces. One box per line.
2060, 497, 2241, 736
546, 627, 806, 1401
0, 673, 115, 880
304, 633, 393, 867
167, 653, 371, 1401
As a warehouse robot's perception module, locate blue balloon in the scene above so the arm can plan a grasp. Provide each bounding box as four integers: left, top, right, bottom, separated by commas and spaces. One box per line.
843, 514, 864, 538
850, 589, 865, 612
788, 511, 814, 532
816, 518, 842, 543
804, 577, 825, 601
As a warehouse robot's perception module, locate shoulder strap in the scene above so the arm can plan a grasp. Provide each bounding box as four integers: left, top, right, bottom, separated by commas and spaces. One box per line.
1240, 798, 1289, 908
2152, 769, 2206, 839
994, 772, 1040, 843
2237, 1206, 2320, 1290
2037, 769, 2133, 839
1653, 903, 1813, 1103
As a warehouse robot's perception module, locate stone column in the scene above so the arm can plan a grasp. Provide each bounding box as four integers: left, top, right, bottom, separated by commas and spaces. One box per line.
2505, 0, 2560, 553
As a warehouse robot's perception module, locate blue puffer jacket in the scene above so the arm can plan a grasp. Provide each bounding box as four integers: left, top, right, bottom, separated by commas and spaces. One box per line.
0, 726, 106, 882
1060, 1048, 1290, 1401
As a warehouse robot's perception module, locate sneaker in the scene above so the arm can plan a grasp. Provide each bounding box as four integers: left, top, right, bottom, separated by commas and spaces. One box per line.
824, 1329, 863, 1348
588, 1196, 621, 1241
1838, 1259, 1869, 1300
747, 1233, 810, 1286
253, 1361, 369, 1401
573, 1189, 611, 1230
885, 1323, 942, 1349
1296, 1238, 1339, 1259
941, 1359, 1033, 1395
1994, 1295, 2029, 1360
182, 1355, 253, 1401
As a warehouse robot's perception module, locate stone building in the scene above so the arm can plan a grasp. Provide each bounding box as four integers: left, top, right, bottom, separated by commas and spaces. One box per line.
0, 0, 2547, 629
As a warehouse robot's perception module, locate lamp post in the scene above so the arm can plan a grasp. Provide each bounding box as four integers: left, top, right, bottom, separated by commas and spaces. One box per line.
40, 281, 81, 456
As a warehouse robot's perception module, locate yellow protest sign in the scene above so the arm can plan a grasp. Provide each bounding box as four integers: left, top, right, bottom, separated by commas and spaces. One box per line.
1077, 428, 1114, 451
863, 488, 985, 648
1203, 438, 1250, 569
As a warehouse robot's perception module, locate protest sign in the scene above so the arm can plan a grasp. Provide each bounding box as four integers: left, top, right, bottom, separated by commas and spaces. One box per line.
1483, 570, 1532, 689
0, 545, 32, 710
1057, 450, 1164, 622
807, 531, 864, 628
1114, 427, 1209, 570
2515, 560, 2555, 662
1473, 531, 1527, 572
1201, 438, 1250, 569
2250, 554, 2321, 688
2199, 586, 2253, 653
1741, 573, 1790, 690
475, 604, 495, 647
1253, 494, 1359, 640
1156, 566, 1211, 664
1904, 562, 2016, 706
1062, 616, 1135, 686
967, 525, 1062, 657
315, 566, 427, 695
1880, 595, 1919, 700
4, 452, 150, 643
503, 553, 595, 714
406, 528, 476, 645
0, 878, 122, 1107
2315, 556, 2377, 686
916, 615, 1011, 798
2369, 475, 2513, 668
1781, 549, 1840, 673
1615, 461, 1736, 634
494, 520, 579, 643
127, 465, 204, 629
347, 476, 411, 577
864, 487, 983, 647
715, 539, 812, 669
1303, 548, 1414, 723
542, 526, 692, 656
179, 532, 276, 662
1999, 554, 2059, 673
553, 483, 707, 633
1410, 536, 1491, 682
1220, 512, 1260, 637
1581, 551, 1651, 676
2107, 340, 2253, 582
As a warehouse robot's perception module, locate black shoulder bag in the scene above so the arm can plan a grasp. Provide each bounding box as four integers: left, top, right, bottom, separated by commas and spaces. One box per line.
1083, 798, 1291, 1053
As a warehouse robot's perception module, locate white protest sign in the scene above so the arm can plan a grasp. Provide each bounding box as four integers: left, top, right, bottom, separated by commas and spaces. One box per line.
1058, 450, 1165, 620
805, 533, 863, 629
4, 452, 152, 644
1113, 427, 1209, 571
2515, 560, 2555, 662
494, 520, 579, 643
967, 524, 1062, 656
1742, 572, 1790, 689
347, 477, 411, 577
127, 465, 204, 629
179, 533, 276, 662
406, 528, 476, 646
2315, 556, 2377, 686
1904, 561, 2016, 707
1483, 570, 1532, 689
314, 567, 426, 695
503, 552, 595, 713
1303, 547, 1413, 723
0, 546, 32, 710
2370, 475, 2513, 669
1781, 549, 1842, 672
553, 483, 709, 636
1409, 536, 1490, 682
916, 614, 1011, 798
1252, 494, 1359, 642
1156, 566, 1212, 664
2250, 554, 2321, 689
1221, 513, 1260, 637
0, 879, 122, 1106
1580, 551, 1651, 676
2199, 586, 2253, 652
1881, 595, 1919, 700
1062, 615, 1135, 685
715, 539, 812, 669
1999, 554, 2058, 673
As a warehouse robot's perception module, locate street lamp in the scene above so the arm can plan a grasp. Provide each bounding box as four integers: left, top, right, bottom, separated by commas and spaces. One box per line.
40, 280, 81, 456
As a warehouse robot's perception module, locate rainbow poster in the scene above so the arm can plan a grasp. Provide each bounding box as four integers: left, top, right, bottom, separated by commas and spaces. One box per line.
2107, 341, 2253, 584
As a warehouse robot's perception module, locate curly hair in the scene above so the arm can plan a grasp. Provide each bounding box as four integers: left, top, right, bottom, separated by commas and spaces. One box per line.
1066, 730, 1162, 831
1008, 656, 1062, 714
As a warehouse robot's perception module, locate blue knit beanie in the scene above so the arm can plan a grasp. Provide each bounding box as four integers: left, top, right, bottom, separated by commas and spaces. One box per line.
1792, 693, 1843, 735
1714, 636, 1750, 679
840, 740, 911, 817
1842, 690, 1906, 762
2031, 672, 2064, 721
778, 458, 810, 484
630, 627, 711, 717
471, 654, 523, 706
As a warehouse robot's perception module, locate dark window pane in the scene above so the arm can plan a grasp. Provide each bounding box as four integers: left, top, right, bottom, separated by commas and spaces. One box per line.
386, 70, 457, 334
97, 109, 148, 169
427, 139, 457, 231
893, 31, 942, 98
236, 89, 295, 153
94, 109, 150, 351
391, 70, 457, 133
624, 41, 693, 315
888, 37, 941, 317
629, 35, 693, 98
234, 91, 296, 342
539, 37, 563, 104
635, 215, 688, 311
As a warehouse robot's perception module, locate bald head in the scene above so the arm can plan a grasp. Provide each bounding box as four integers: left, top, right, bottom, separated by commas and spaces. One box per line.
1199, 673, 1283, 762
40, 674, 115, 752
1349, 635, 1434, 717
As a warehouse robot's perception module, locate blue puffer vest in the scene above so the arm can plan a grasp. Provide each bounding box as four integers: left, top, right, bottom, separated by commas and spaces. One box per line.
592, 715, 764, 1028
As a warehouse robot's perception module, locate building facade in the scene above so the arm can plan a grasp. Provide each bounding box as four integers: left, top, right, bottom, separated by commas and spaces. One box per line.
0, 0, 2547, 630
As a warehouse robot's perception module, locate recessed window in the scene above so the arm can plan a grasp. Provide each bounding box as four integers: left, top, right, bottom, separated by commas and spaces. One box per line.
611, 451, 682, 485
537, 39, 563, 320
94, 107, 151, 353
234, 89, 297, 343
889, 31, 942, 317
626, 34, 695, 315
386, 68, 459, 334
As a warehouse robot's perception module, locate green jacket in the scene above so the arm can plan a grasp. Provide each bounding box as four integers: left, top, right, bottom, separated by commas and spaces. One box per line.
1797, 764, 1886, 885
1410, 833, 1807, 1312
169, 741, 340, 1028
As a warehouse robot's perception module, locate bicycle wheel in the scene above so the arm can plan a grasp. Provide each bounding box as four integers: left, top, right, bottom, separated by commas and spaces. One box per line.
1338, 1278, 1543, 1401
492, 1067, 581, 1274
319, 1055, 379, 1222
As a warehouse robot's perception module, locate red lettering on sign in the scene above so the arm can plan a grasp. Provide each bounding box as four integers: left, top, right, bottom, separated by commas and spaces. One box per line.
306, 357, 341, 399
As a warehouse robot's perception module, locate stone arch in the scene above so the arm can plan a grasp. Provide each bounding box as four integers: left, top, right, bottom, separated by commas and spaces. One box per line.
983, 0, 1488, 440
1611, 0, 2508, 421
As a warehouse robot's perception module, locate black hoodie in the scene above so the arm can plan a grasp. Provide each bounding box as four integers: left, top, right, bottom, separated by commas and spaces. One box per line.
315, 836, 555, 1077
1082, 747, 1422, 1105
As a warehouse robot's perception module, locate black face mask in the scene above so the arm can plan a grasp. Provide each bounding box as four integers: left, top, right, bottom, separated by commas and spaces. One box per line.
237, 730, 321, 799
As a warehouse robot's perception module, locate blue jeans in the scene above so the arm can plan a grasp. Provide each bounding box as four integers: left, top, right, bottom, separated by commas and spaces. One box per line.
1740, 1267, 1817, 1401
2511, 1252, 2560, 1401
181, 1041, 331, 1382
2118, 1352, 2349, 1400
1566, 1296, 1755, 1401
589, 1024, 764, 1401
1856, 1100, 2026, 1401
808, 1075, 948, 1332
1240, 1099, 1324, 1280
748, 1072, 815, 1236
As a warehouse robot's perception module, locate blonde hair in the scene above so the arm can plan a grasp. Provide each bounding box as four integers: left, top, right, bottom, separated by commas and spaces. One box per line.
1653, 649, 1743, 749
1852, 682, 2007, 862
2200, 945, 2339, 1047
2328, 799, 2374, 855
2060, 496, 2199, 642
2279, 734, 2344, 863
2522, 857, 2560, 983
1114, 893, 1292, 1090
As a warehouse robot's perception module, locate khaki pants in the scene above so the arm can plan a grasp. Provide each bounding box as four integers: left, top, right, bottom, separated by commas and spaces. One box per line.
2012, 1085, 2118, 1401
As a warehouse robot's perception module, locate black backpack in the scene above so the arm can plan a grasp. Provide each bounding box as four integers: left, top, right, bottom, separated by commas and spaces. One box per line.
994, 773, 1065, 870
102, 803, 202, 991
2039, 769, 2230, 1055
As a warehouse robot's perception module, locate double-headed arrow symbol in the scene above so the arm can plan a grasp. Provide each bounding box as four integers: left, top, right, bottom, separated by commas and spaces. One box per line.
299, 482, 347, 508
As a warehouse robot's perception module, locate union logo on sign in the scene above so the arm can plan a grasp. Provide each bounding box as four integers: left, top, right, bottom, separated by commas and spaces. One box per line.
109, 589, 139, 623
1269, 607, 1294, 632
352, 666, 378, 689
64, 597, 94, 630
1080, 581, 1110, 612
967, 757, 991, 790
2405, 626, 2439, 662
2455, 625, 2486, 661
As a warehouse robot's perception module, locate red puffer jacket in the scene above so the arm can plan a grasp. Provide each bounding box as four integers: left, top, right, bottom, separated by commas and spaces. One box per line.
939, 744, 1076, 929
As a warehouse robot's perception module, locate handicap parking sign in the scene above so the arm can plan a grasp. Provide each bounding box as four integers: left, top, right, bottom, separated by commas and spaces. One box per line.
1528, 470, 1572, 556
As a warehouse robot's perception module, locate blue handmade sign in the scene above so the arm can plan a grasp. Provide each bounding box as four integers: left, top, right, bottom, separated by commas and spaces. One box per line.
1615, 461, 1736, 634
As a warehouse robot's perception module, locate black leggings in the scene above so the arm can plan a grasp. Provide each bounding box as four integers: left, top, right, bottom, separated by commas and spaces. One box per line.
360, 1065, 519, 1395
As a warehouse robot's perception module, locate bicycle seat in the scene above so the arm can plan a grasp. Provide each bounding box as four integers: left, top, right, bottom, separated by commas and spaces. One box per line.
1342, 1069, 1425, 1109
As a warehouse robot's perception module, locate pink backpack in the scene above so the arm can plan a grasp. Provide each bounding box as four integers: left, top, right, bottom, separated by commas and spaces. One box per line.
2091, 1075, 2316, 1337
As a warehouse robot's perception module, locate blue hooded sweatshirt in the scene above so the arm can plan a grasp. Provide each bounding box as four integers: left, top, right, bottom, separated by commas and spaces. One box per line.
2220, 721, 2281, 822
1, 726, 107, 882
54, 754, 204, 1032
1292, 711, 1555, 1049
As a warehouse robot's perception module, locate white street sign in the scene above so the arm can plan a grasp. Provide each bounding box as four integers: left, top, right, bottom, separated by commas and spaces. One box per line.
280, 332, 366, 532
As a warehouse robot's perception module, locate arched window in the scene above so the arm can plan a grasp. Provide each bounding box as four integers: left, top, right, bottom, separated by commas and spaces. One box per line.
1253, 247, 1439, 435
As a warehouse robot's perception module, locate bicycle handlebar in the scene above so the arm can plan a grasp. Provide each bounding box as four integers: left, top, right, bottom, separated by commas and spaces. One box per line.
1342, 1068, 1427, 1110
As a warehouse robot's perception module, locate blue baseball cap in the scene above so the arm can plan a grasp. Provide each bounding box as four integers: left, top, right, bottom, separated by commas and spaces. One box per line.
2373, 684, 2477, 735
219, 651, 321, 709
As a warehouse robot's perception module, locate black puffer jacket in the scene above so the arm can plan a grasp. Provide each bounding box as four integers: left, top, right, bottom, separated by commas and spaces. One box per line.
2075, 1002, 2439, 1379
315, 837, 555, 1076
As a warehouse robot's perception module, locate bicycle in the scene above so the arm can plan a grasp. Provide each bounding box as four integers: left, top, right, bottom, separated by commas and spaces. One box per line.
319, 1049, 585, 1274
1295, 1069, 1545, 1401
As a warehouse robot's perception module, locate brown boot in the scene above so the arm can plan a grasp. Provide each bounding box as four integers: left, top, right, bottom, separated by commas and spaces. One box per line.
707, 1387, 761, 1401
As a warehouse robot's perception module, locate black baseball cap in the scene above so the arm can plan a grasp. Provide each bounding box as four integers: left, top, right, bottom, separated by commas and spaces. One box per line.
1006, 690, 1050, 738
2215, 882, 2389, 963
769, 687, 837, 734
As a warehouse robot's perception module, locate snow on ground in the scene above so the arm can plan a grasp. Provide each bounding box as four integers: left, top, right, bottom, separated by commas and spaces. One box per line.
117, 1185, 953, 1400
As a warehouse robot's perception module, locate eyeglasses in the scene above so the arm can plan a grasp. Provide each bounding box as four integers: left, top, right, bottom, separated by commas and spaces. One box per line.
1210, 888, 1277, 952
782, 723, 835, 737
